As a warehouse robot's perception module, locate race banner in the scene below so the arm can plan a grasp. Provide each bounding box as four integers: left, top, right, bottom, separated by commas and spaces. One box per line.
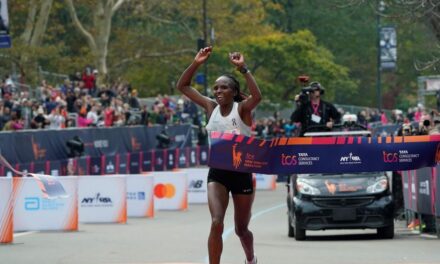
0, 154, 68, 199
209, 132, 440, 174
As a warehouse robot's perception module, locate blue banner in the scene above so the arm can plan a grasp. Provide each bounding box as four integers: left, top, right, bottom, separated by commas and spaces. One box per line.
0, 0, 11, 48
208, 132, 440, 174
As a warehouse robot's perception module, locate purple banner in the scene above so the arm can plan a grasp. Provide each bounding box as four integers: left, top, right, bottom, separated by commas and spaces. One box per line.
209, 133, 440, 174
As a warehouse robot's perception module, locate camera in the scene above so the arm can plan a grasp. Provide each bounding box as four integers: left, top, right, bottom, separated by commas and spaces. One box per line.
423, 119, 431, 127
296, 82, 324, 104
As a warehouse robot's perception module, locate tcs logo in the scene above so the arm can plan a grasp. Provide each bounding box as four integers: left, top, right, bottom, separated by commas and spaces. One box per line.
154, 183, 176, 199
281, 153, 297, 166
383, 151, 398, 163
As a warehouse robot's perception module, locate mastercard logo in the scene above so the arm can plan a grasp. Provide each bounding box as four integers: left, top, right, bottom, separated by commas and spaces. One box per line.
154, 183, 176, 199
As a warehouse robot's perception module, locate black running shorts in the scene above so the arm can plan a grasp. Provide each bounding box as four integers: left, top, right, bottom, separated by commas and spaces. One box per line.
207, 168, 254, 195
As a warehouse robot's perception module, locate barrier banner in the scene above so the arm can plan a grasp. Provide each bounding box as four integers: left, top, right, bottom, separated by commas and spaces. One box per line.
180, 168, 208, 204
153, 171, 188, 210
415, 167, 435, 215
116, 153, 128, 174
140, 151, 152, 173
435, 166, 440, 217
209, 133, 440, 174
0, 125, 192, 164
47, 160, 61, 176
254, 173, 277, 190
176, 148, 188, 168
126, 175, 154, 217
128, 152, 141, 174
103, 155, 117, 174
76, 156, 89, 175
154, 150, 165, 171
165, 149, 176, 171
0, 178, 12, 243
14, 177, 78, 231
90, 156, 102, 175
402, 170, 418, 212
198, 146, 210, 166
32, 161, 47, 175
78, 175, 127, 223
189, 147, 198, 167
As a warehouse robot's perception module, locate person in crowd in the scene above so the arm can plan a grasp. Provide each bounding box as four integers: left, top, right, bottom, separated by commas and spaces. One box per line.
47, 105, 66, 129
177, 46, 261, 264
128, 89, 141, 109
77, 106, 93, 127
86, 104, 100, 127
31, 107, 49, 129
290, 81, 341, 136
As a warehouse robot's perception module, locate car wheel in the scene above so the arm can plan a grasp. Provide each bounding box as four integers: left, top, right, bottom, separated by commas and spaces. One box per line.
377, 222, 394, 239
294, 218, 306, 241
288, 214, 294, 237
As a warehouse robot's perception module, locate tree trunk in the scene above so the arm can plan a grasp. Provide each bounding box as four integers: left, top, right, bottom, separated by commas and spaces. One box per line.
65, 0, 126, 87
19, 0, 53, 83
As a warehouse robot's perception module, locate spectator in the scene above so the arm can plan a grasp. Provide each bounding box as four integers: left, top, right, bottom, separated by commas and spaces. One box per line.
81, 66, 95, 95
77, 106, 93, 127
31, 107, 49, 129
47, 105, 66, 129
86, 105, 100, 127
128, 89, 140, 109
103, 105, 115, 127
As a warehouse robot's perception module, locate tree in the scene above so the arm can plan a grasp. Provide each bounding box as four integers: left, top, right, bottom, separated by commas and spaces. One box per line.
64, 0, 127, 85
0, 0, 55, 84
208, 30, 356, 108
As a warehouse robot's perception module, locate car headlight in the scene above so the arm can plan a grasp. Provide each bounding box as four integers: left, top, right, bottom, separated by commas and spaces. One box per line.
296, 178, 321, 195
366, 176, 388, 194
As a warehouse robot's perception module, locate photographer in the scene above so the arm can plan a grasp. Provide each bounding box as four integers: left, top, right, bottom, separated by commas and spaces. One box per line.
290, 81, 341, 136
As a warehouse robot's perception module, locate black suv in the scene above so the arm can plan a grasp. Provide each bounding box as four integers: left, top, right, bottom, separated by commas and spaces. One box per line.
286, 126, 395, 240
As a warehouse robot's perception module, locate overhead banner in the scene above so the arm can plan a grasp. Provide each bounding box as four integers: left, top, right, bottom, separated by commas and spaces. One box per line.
380, 26, 397, 71
0, 0, 10, 48
209, 133, 440, 174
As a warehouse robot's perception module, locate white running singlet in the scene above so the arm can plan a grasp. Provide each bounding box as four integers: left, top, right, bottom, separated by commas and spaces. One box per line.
206, 102, 251, 136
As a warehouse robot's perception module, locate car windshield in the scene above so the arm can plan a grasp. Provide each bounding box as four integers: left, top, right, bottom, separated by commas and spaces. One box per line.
298, 172, 387, 196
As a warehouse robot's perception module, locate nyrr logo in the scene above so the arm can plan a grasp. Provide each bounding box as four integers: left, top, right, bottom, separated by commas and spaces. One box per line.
383, 151, 398, 163
340, 152, 362, 164
232, 144, 242, 169
154, 183, 176, 199
281, 154, 298, 166
31, 136, 46, 159
81, 193, 113, 207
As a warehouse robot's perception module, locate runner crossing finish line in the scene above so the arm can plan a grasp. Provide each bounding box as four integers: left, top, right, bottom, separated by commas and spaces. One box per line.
208, 132, 440, 174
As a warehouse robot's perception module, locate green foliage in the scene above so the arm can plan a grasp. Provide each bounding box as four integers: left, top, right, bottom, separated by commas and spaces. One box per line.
208, 30, 356, 107
3, 0, 436, 111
